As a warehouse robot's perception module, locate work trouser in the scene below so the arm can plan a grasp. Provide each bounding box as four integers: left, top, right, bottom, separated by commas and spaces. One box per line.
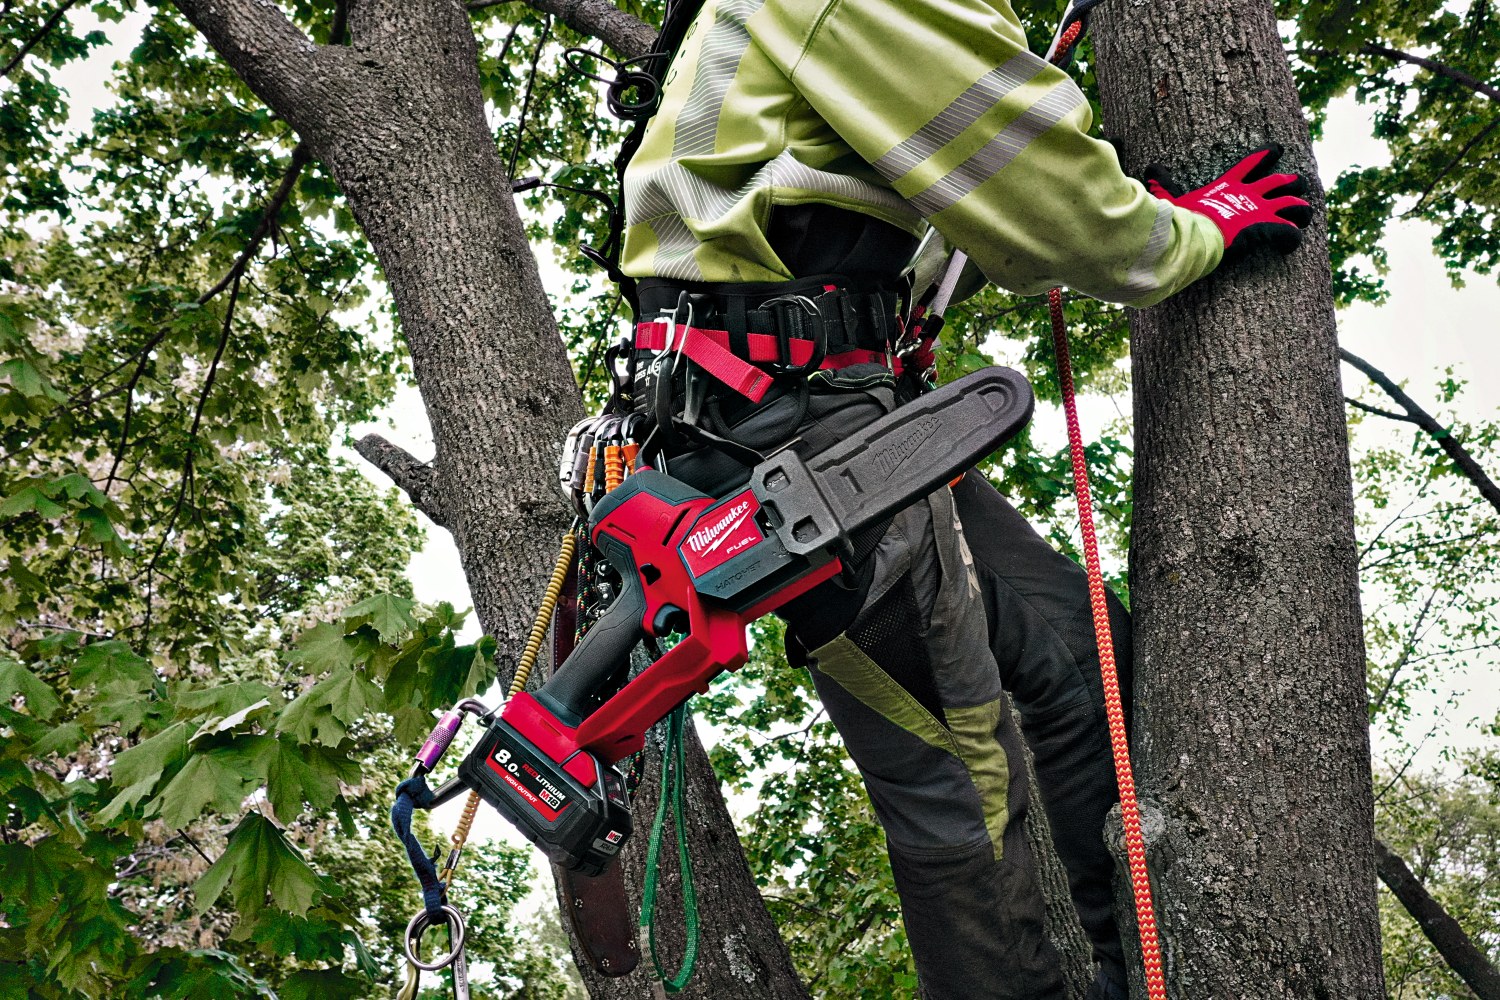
666, 367, 1131, 1000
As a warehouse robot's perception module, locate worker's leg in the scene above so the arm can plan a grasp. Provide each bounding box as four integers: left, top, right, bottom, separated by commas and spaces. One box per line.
950, 469, 1133, 993
780, 486, 1068, 1000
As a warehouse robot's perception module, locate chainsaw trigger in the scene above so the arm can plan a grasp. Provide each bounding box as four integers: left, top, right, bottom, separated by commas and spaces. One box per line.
651, 604, 689, 636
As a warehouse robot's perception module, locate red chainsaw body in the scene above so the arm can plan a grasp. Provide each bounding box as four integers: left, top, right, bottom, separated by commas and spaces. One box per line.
497, 480, 840, 772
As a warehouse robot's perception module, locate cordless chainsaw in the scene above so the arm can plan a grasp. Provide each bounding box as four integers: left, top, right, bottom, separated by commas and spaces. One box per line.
427, 365, 1034, 878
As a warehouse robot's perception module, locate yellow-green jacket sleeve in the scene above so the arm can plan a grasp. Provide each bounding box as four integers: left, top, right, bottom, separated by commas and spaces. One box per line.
746, 0, 1223, 306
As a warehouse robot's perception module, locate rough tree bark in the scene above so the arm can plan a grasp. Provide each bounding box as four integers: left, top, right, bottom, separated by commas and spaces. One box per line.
166, 0, 807, 992
1089, 3, 1385, 997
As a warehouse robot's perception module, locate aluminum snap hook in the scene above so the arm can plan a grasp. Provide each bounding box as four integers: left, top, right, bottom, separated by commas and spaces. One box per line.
404, 903, 467, 972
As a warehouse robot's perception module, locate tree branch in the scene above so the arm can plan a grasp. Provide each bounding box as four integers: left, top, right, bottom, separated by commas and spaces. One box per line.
1402, 116, 1500, 218
1345, 397, 1416, 424
1374, 836, 1500, 1000
171, 0, 323, 114
1341, 347, 1500, 517
354, 433, 447, 526
1363, 43, 1500, 103
469, 0, 654, 60
0, 0, 81, 80
199, 144, 311, 304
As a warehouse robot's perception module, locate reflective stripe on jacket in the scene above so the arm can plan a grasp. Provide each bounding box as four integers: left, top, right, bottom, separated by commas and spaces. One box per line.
621, 0, 1224, 306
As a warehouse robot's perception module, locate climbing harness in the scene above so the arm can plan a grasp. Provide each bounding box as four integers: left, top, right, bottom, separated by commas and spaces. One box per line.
398, 3, 1167, 996
1046, 18, 1166, 1000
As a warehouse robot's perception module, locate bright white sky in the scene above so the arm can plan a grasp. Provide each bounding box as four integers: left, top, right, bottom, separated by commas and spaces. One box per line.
45, 8, 1500, 850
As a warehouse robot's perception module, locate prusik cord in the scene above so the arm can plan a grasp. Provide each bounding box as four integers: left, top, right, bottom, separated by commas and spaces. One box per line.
1048, 287, 1167, 1000
444, 527, 580, 878
403, 529, 581, 1000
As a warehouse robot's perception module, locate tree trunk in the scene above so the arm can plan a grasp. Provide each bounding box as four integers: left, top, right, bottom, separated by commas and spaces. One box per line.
557, 706, 812, 1000
1088, 3, 1385, 997
168, 0, 811, 993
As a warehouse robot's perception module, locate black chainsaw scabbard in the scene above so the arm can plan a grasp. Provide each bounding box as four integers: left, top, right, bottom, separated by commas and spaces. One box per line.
750, 366, 1034, 557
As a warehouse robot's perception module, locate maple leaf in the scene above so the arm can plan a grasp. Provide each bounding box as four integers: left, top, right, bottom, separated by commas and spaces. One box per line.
69, 641, 154, 692
151, 748, 258, 828
193, 813, 322, 923
100, 723, 188, 823
92, 679, 165, 735
28, 722, 84, 760
278, 968, 368, 1000
284, 621, 360, 674
341, 592, 419, 641
176, 680, 278, 718
0, 657, 61, 721
276, 666, 382, 746
248, 735, 361, 823
392, 705, 433, 748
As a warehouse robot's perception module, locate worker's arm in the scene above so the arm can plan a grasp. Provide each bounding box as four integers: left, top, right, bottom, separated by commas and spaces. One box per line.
747, 0, 1223, 307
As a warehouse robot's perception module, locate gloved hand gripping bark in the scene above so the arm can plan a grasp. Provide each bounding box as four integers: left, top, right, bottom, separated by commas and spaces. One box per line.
1144, 143, 1313, 265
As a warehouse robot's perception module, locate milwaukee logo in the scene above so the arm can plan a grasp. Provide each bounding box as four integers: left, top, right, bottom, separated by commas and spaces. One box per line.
687, 501, 752, 555
874, 416, 939, 479
682, 491, 765, 577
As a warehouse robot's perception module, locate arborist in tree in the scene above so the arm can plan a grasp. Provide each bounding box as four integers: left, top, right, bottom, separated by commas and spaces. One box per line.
607, 0, 1313, 997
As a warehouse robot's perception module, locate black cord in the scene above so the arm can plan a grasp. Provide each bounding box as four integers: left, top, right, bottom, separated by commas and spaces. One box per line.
506, 15, 553, 180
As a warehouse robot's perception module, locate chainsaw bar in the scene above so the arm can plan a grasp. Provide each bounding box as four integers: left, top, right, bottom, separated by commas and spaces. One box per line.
750, 366, 1034, 557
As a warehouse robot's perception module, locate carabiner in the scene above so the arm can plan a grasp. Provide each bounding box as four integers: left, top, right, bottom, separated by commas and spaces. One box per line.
404, 903, 467, 972
409, 699, 494, 779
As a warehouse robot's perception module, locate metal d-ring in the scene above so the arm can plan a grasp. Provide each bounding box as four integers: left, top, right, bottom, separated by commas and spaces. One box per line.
404, 904, 467, 971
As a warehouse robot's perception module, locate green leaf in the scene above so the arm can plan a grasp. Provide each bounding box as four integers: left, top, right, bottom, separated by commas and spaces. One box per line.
152, 748, 258, 828
93, 678, 164, 735
70, 640, 154, 691
0, 357, 62, 400
29, 722, 84, 759
193, 813, 322, 922
460, 635, 499, 700
0, 657, 61, 720
341, 592, 419, 641
279, 969, 368, 1000
276, 666, 382, 746
6, 556, 44, 593
250, 735, 360, 823
333, 795, 356, 837
176, 680, 276, 718
284, 621, 360, 675
392, 705, 432, 748
122, 947, 276, 1000
249, 911, 346, 963
0, 484, 65, 520
190, 699, 273, 741
102, 723, 188, 820
418, 633, 479, 709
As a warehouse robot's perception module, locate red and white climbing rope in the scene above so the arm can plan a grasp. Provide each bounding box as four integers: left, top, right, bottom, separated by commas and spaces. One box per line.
1047, 287, 1166, 1000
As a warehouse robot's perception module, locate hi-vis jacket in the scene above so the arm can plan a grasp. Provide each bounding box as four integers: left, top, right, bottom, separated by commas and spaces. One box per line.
620, 0, 1225, 306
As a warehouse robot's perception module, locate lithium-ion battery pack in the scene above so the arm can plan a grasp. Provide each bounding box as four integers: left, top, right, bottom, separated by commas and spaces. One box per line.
457, 711, 632, 877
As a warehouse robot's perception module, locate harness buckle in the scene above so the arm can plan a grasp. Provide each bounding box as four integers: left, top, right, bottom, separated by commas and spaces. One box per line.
760, 293, 826, 377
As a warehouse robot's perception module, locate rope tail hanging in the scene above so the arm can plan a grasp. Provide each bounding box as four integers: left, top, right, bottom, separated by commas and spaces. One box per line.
1047, 287, 1167, 1000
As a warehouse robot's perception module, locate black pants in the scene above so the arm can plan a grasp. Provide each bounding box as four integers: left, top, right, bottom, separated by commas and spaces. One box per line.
667, 370, 1130, 999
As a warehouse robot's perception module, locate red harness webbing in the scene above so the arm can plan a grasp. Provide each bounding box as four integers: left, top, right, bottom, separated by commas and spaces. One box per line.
635, 320, 899, 402
1048, 286, 1167, 1000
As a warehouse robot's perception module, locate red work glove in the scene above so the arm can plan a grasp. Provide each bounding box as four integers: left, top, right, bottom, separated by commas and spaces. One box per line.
1144, 143, 1313, 265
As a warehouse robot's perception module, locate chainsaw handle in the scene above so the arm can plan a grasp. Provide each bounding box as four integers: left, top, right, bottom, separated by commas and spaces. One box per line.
536, 528, 645, 725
